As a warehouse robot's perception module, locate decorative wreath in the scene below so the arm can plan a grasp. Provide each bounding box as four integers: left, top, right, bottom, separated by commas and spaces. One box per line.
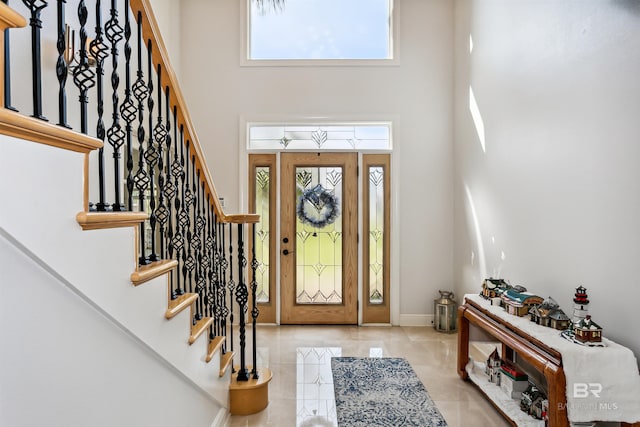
297, 184, 339, 228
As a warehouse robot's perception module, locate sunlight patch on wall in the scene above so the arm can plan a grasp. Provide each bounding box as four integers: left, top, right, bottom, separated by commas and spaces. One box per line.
464, 184, 487, 281
469, 87, 486, 153
469, 34, 473, 53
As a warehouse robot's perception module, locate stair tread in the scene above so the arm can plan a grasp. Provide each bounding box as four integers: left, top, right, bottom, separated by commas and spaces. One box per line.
130, 259, 178, 286
165, 293, 198, 319
189, 317, 213, 344
206, 336, 226, 363
219, 351, 235, 377
76, 211, 148, 230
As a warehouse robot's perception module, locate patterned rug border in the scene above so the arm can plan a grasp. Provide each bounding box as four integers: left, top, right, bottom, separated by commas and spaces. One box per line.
331, 357, 448, 427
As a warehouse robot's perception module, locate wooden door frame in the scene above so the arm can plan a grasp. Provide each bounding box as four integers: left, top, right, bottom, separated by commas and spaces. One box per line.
362, 154, 391, 324
279, 152, 358, 324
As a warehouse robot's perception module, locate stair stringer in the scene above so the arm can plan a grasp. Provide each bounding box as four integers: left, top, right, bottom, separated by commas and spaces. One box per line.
0, 135, 231, 407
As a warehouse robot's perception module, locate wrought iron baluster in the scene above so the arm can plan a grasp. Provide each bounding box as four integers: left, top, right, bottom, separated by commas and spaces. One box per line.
162, 88, 177, 297
106, 0, 125, 211
206, 195, 216, 339
235, 223, 249, 382
132, 11, 149, 264
175, 124, 188, 297
154, 67, 168, 257
73, 0, 95, 135
169, 106, 184, 298
193, 171, 208, 317
91, 0, 110, 211
3, 0, 16, 111
22, 0, 48, 121
189, 160, 203, 320
181, 138, 192, 295
55, 0, 69, 125
144, 40, 159, 261
212, 211, 222, 338
227, 223, 234, 368
250, 223, 260, 379
120, 0, 135, 210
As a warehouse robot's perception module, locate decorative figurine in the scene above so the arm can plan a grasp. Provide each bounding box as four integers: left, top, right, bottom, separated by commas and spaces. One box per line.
481, 278, 511, 300
547, 309, 571, 330
485, 348, 501, 383
572, 286, 590, 324
574, 314, 603, 343
501, 289, 543, 317
521, 383, 546, 419
512, 285, 527, 293
530, 297, 571, 330
499, 362, 529, 399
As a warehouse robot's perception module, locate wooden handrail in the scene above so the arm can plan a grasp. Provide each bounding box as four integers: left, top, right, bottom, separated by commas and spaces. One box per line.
130, 0, 256, 224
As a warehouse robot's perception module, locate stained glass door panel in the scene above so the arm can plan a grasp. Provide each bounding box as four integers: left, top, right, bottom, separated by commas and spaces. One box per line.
281, 153, 357, 324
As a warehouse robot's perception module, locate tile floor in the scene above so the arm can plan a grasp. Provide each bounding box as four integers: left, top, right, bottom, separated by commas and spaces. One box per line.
229, 325, 510, 427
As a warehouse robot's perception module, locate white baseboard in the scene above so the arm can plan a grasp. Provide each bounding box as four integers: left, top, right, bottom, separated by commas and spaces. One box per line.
399, 314, 434, 327
210, 407, 230, 427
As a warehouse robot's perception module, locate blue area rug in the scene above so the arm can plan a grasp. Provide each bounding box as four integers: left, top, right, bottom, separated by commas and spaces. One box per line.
331, 357, 448, 427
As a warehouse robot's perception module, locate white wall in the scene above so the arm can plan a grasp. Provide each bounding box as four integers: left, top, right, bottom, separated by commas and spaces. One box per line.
0, 232, 223, 427
0, 136, 229, 412
454, 0, 640, 358
179, 0, 455, 323
149, 0, 182, 78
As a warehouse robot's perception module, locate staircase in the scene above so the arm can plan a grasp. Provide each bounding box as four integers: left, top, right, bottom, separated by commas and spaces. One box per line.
0, 1, 270, 426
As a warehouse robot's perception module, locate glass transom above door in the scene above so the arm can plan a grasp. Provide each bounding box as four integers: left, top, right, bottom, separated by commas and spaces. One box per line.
248, 124, 392, 151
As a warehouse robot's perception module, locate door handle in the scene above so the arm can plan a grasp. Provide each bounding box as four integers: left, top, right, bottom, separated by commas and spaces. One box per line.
282, 249, 294, 255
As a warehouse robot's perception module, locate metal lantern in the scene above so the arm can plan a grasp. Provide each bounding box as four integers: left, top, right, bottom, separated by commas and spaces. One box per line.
434, 290, 458, 333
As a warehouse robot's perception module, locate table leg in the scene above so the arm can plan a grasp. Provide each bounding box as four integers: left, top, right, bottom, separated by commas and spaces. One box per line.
457, 305, 470, 380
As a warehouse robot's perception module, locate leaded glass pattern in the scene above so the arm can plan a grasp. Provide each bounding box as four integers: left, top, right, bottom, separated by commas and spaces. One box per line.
255, 167, 271, 303
248, 124, 391, 151
368, 166, 384, 304
295, 166, 343, 304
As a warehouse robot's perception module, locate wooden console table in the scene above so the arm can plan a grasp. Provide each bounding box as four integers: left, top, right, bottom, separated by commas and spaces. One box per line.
457, 296, 640, 427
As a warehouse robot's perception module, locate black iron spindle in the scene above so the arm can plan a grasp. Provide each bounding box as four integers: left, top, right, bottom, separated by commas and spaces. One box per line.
194, 171, 206, 321
106, 0, 125, 211
133, 11, 149, 264
200, 186, 208, 317
144, 40, 159, 261
168, 105, 184, 298
180, 137, 192, 294
92, 0, 109, 211
3, 0, 16, 111
250, 223, 260, 379
190, 164, 203, 321
235, 223, 249, 382
55, 0, 69, 126
121, 0, 135, 210
22, 0, 48, 121
227, 223, 235, 368
154, 66, 168, 257
217, 220, 226, 341
175, 124, 188, 297
73, 0, 95, 134
206, 195, 216, 339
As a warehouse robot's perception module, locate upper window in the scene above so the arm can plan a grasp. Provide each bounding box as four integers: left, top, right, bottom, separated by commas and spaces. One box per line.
247, 0, 394, 62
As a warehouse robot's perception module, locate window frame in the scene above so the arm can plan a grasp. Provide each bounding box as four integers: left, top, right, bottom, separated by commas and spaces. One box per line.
240, 0, 400, 67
